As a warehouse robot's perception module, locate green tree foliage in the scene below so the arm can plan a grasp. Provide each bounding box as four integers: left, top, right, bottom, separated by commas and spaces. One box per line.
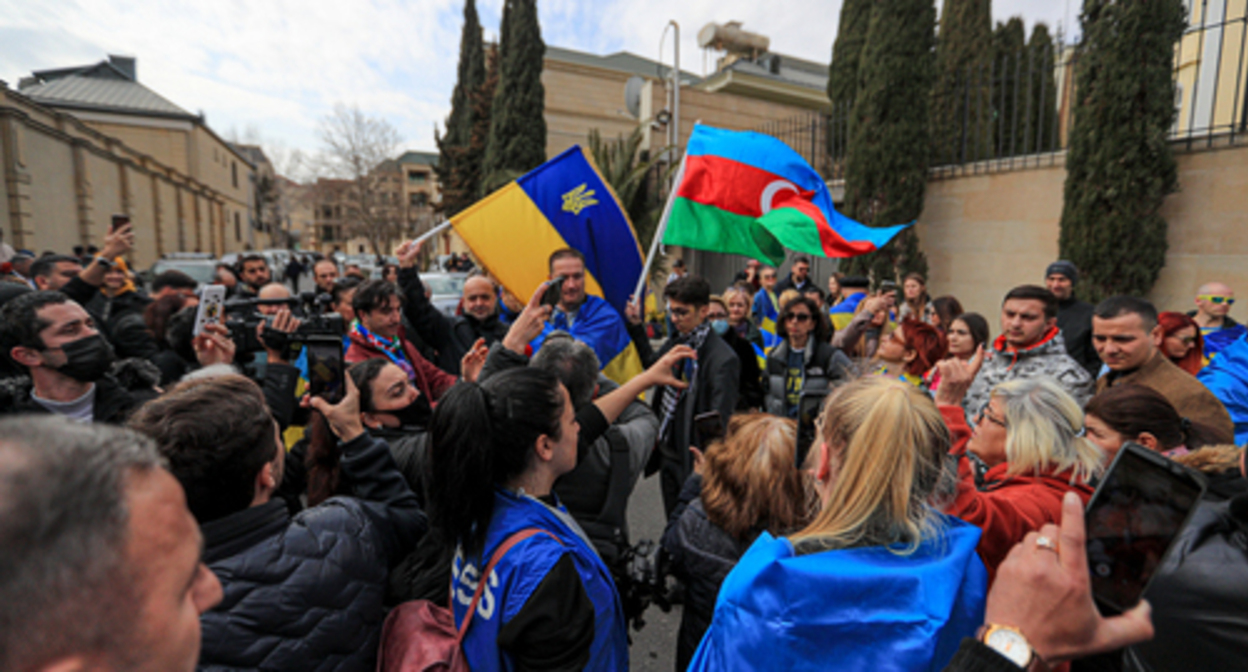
436, 0, 487, 217
841, 0, 936, 281
1026, 24, 1059, 153
1059, 0, 1185, 300
992, 17, 1026, 155
827, 0, 872, 163
481, 0, 547, 193
931, 0, 993, 164
828, 0, 872, 105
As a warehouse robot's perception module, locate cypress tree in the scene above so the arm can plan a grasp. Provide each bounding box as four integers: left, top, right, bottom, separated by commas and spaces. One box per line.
481, 0, 546, 192
1058, 0, 1185, 300
1026, 24, 1059, 153
992, 18, 1026, 156
469, 48, 500, 198
436, 0, 486, 216
841, 0, 937, 281
828, 0, 872, 105
931, 0, 993, 164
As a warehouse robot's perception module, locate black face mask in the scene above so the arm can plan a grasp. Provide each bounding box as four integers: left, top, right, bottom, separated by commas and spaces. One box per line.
53, 333, 116, 382
382, 393, 433, 429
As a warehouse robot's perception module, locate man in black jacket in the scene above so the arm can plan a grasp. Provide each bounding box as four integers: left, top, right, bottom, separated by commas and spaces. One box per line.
128, 373, 427, 672
394, 239, 508, 374
773, 255, 813, 294
0, 291, 153, 424
1045, 260, 1100, 377
626, 275, 740, 516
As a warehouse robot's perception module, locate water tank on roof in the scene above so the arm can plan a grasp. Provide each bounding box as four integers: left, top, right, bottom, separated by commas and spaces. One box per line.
697, 22, 770, 56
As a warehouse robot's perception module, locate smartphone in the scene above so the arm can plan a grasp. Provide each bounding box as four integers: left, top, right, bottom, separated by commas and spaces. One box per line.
693, 411, 725, 443
1085, 442, 1206, 614
193, 285, 226, 336
542, 276, 566, 309
796, 390, 829, 468
304, 336, 345, 404
111, 214, 130, 232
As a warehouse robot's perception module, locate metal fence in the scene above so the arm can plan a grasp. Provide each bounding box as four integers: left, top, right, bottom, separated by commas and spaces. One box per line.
753, 1, 1248, 179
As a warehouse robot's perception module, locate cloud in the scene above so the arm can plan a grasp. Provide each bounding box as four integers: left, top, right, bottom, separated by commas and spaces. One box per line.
0, 0, 1081, 172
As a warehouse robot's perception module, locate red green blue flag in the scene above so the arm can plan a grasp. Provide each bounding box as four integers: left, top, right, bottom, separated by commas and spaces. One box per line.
663, 125, 910, 265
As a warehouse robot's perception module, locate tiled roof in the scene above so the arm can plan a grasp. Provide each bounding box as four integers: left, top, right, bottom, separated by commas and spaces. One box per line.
546, 46, 702, 85
398, 150, 439, 166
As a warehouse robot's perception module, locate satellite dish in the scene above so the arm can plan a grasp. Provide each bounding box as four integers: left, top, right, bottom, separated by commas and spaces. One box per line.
624, 76, 645, 119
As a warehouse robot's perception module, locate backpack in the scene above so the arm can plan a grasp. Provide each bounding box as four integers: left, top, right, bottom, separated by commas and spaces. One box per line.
377, 528, 556, 672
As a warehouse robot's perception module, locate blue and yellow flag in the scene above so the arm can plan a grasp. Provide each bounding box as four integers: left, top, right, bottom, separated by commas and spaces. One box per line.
451, 146, 645, 383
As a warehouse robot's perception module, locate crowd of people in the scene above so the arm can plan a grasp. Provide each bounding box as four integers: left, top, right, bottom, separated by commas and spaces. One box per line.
1, 225, 1246, 672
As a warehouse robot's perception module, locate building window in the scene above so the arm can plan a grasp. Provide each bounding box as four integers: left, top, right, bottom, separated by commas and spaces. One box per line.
409, 192, 428, 207
321, 205, 334, 219
234, 212, 241, 241
321, 225, 336, 242
408, 170, 428, 185
232, 162, 238, 189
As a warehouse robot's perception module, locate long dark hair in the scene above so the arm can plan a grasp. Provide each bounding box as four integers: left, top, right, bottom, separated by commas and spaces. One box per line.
428, 368, 565, 556
952, 312, 990, 351
931, 295, 963, 332
1084, 384, 1222, 451
777, 295, 831, 343
304, 358, 393, 506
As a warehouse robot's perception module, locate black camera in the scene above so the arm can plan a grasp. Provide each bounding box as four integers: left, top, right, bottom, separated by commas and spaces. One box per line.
613, 539, 672, 633
223, 292, 346, 365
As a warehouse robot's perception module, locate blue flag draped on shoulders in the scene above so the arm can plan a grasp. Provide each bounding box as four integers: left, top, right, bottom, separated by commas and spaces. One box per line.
688, 516, 987, 672
451, 146, 645, 383
828, 291, 867, 331
1198, 333, 1248, 444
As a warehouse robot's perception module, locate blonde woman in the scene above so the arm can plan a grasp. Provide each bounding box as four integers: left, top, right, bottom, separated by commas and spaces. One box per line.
688, 377, 987, 672
935, 353, 1103, 582
661, 414, 806, 671
723, 285, 765, 349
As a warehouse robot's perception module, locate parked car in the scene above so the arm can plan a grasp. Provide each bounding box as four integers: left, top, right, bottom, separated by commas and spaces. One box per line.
146, 258, 219, 290
421, 272, 468, 317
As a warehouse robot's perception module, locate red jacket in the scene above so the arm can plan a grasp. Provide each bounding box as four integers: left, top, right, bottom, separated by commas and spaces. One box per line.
345, 327, 456, 403
939, 405, 1094, 584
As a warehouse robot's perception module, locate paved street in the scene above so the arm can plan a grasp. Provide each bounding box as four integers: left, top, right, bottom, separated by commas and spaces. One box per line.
626, 466, 681, 671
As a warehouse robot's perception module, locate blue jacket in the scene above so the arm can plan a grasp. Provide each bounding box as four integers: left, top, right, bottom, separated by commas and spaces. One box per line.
452, 489, 628, 672
688, 515, 987, 672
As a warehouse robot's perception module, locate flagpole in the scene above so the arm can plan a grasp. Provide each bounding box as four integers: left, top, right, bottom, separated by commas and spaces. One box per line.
413, 219, 453, 246
632, 151, 689, 307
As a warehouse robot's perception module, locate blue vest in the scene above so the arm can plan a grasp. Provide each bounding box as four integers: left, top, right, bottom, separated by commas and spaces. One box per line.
452, 489, 628, 672
688, 515, 987, 672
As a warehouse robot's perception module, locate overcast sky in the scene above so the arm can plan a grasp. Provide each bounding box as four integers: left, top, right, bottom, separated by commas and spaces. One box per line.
0, 0, 1078, 174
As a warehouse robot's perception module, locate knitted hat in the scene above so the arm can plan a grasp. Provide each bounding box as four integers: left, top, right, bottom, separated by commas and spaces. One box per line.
1045, 260, 1079, 284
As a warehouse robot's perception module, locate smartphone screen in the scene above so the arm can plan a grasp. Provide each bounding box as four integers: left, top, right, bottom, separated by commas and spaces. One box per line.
1085, 443, 1205, 614
111, 214, 130, 232
304, 337, 345, 403
693, 411, 725, 444
542, 276, 565, 309
193, 285, 226, 336
796, 391, 829, 468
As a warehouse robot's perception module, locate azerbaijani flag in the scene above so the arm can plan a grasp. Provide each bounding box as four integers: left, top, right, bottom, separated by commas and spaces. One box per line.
664, 125, 910, 265
450, 146, 644, 384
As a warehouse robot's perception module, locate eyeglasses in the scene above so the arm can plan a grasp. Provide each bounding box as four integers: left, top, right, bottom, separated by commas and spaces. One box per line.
1198, 295, 1235, 305
785, 313, 812, 323
977, 408, 1008, 429
1171, 335, 1197, 345
707, 312, 728, 320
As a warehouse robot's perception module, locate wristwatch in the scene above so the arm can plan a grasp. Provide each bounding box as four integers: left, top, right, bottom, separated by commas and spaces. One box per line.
979, 624, 1036, 669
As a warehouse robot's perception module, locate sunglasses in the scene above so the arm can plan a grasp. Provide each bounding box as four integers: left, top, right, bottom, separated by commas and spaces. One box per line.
1198, 295, 1235, 305
1171, 335, 1197, 345
785, 313, 812, 323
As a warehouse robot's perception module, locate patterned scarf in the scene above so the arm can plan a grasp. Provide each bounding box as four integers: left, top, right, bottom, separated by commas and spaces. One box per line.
658, 322, 712, 444
352, 320, 416, 380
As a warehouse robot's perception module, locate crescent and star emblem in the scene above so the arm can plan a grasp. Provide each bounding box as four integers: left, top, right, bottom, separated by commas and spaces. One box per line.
759, 180, 799, 214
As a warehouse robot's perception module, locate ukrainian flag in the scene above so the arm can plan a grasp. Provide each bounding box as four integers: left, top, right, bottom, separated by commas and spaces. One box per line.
451, 146, 645, 383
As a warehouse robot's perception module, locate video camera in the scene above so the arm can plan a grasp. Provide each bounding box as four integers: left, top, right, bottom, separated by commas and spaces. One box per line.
223, 291, 345, 359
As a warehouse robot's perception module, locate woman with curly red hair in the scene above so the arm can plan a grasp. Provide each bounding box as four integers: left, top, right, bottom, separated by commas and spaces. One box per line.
1158, 311, 1204, 374
875, 317, 948, 388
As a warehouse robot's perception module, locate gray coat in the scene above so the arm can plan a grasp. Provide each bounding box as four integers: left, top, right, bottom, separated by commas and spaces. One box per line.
764, 339, 853, 417
964, 329, 1095, 416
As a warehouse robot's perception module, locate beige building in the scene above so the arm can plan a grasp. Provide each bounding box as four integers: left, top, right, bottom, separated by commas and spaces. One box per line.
1, 82, 255, 267
1173, 0, 1248, 138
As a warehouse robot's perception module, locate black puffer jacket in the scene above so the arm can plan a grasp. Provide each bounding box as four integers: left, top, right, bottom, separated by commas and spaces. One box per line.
1124, 493, 1248, 671
198, 432, 427, 672
661, 474, 759, 672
